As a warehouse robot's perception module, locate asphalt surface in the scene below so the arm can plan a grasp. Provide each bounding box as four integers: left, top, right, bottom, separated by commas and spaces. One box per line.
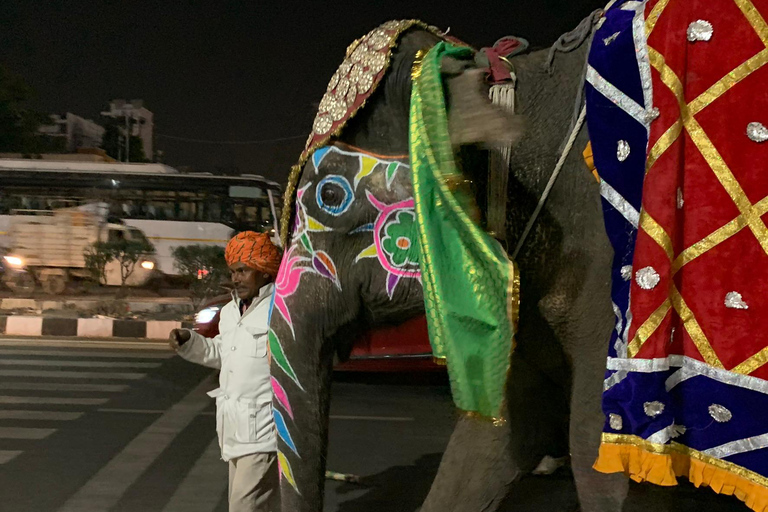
0, 337, 752, 512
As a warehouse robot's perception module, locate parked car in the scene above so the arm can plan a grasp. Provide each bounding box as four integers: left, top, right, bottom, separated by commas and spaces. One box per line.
193, 295, 443, 372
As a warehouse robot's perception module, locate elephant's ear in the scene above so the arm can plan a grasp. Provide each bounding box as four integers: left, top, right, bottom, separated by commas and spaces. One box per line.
442, 57, 525, 147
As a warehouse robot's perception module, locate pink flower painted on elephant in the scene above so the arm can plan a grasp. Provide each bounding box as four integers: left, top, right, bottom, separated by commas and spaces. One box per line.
273, 245, 313, 336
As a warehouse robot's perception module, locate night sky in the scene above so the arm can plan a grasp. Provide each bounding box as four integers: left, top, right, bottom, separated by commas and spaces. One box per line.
1, 1, 603, 184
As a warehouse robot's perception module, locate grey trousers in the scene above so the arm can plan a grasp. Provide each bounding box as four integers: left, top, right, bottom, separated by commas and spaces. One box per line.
228, 452, 279, 512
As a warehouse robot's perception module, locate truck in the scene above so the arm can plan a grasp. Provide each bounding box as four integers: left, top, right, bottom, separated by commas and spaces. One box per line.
2, 203, 158, 294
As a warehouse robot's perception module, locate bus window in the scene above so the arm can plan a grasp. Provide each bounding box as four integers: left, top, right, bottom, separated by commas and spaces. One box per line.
176, 200, 204, 221
127, 228, 151, 246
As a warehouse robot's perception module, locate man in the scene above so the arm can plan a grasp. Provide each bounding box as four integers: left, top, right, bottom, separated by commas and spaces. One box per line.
169, 231, 281, 512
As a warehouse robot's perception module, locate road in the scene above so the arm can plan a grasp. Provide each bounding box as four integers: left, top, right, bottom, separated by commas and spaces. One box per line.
0, 337, 750, 512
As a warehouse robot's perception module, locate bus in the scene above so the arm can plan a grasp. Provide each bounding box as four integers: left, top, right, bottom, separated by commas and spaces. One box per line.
0, 159, 282, 276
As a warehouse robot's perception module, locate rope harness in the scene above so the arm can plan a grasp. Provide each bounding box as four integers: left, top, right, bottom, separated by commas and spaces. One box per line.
508, 10, 602, 260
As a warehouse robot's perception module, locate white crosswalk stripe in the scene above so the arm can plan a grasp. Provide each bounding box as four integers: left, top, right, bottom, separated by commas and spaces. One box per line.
0, 369, 146, 379
0, 349, 172, 359
0, 427, 56, 439
0, 344, 174, 469
0, 396, 108, 405
0, 359, 161, 368
0, 450, 22, 464
58, 373, 217, 512
0, 382, 127, 392
162, 438, 226, 512
0, 410, 84, 420
0, 343, 231, 509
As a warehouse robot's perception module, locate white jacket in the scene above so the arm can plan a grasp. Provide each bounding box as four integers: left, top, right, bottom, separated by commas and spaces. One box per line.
177, 284, 277, 461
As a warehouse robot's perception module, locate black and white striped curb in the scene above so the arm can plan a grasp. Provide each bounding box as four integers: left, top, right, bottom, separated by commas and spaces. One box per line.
0, 316, 193, 339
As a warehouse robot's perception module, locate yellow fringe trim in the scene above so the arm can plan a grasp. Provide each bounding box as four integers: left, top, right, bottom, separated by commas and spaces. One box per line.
595, 440, 768, 512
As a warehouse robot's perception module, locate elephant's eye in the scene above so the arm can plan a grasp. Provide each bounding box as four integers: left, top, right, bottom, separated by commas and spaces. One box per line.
316, 175, 354, 216
321, 184, 342, 206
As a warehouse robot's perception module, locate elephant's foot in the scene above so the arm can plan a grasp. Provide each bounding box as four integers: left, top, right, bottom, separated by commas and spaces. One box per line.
420, 415, 519, 512
532, 455, 569, 475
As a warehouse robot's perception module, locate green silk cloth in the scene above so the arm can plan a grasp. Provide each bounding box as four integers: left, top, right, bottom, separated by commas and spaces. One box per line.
409, 41, 519, 421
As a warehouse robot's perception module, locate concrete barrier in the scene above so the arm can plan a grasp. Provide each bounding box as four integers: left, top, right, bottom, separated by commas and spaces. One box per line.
0, 316, 193, 339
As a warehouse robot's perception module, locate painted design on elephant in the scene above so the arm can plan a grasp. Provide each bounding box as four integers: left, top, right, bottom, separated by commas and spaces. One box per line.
271, 376, 293, 420
315, 174, 354, 216
271, 181, 348, 490
272, 145, 417, 493
356, 191, 421, 298
268, 329, 303, 391
273, 245, 313, 337
273, 184, 342, 336
313, 144, 407, 191
273, 409, 299, 456
277, 451, 299, 493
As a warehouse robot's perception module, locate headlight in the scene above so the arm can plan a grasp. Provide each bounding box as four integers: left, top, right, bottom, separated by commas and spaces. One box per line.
140, 260, 155, 270
195, 306, 220, 324
3, 256, 24, 268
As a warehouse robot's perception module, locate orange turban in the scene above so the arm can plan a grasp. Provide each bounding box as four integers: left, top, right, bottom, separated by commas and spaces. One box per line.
225, 231, 281, 277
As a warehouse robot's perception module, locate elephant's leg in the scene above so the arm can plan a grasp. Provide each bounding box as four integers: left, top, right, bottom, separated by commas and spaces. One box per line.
420, 415, 519, 512
420, 354, 567, 512
568, 346, 629, 511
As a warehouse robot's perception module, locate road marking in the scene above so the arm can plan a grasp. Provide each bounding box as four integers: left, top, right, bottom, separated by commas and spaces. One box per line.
0, 427, 56, 439
0, 359, 161, 369
162, 438, 226, 512
329, 415, 415, 422
97, 408, 164, 414
0, 369, 146, 380
0, 410, 84, 420
91, 410, 414, 421
0, 396, 108, 406
0, 338, 168, 350
0, 349, 172, 359
58, 373, 217, 512
95, 408, 215, 415
0, 382, 127, 392
0, 450, 22, 464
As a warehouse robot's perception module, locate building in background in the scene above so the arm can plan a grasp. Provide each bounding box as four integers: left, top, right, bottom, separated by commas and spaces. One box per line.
102, 99, 154, 161
37, 113, 105, 152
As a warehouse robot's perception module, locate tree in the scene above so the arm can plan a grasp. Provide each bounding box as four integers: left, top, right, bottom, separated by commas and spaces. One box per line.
172, 245, 229, 308
83, 238, 155, 294
110, 238, 155, 290
0, 64, 62, 154
84, 241, 112, 285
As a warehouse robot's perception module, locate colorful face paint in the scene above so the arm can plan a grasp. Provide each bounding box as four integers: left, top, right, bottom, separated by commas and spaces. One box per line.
277, 451, 298, 493
271, 144, 421, 493
271, 376, 293, 420
273, 409, 299, 456
355, 191, 421, 299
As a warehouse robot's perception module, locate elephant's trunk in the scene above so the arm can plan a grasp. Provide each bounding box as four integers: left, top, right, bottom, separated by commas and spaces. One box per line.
271, 317, 335, 512
275, 330, 333, 512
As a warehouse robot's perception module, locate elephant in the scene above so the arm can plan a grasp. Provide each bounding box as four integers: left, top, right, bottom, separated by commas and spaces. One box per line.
266, 19, 630, 512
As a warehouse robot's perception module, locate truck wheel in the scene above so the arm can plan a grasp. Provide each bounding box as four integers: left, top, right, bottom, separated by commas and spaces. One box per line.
42, 274, 67, 295
7, 273, 36, 295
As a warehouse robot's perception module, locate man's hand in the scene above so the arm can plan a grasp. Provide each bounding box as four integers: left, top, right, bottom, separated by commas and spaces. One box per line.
169, 329, 192, 351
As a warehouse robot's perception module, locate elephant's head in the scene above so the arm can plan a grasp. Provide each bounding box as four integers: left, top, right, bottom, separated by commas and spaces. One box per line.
268, 22, 520, 511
